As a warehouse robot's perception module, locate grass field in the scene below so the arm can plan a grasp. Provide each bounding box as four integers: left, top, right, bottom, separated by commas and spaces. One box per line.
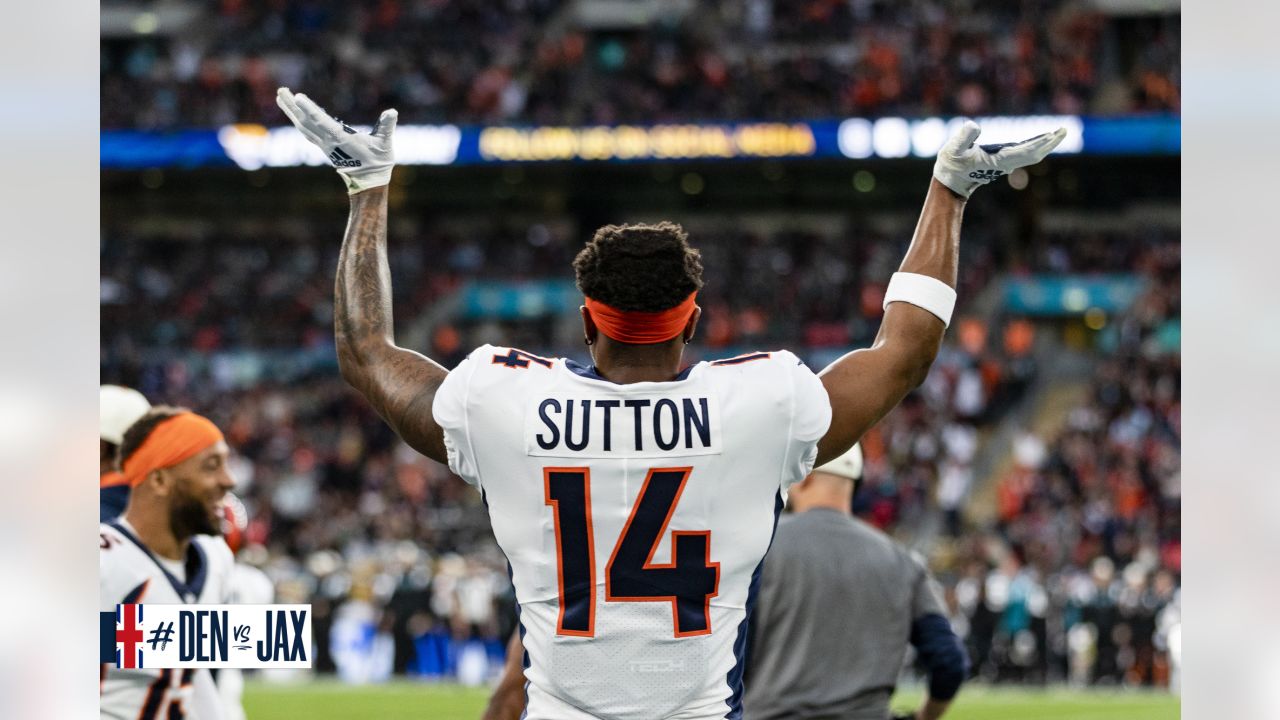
243, 680, 1180, 719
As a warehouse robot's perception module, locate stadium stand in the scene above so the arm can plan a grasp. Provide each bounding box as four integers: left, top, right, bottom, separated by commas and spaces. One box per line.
938, 237, 1179, 685
101, 0, 1179, 128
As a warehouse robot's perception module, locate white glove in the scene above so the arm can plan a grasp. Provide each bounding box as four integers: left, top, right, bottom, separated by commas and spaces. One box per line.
933, 120, 1068, 198
275, 87, 398, 194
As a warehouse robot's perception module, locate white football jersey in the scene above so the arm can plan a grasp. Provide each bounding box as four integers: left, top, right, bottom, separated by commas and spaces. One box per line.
433, 345, 831, 719
99, 521, 234, 720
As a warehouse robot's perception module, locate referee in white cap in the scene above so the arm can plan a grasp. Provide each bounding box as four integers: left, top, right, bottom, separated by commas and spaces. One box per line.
742, 444, 968, 720
99, 384, 151, 521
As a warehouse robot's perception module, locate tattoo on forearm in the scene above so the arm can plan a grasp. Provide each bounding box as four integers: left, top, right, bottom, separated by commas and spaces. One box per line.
336, 191, 392, 359
333, 188, 448, 461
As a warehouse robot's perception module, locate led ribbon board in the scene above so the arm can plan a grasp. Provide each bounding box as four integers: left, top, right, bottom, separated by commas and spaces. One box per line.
99, 115, 1178, 169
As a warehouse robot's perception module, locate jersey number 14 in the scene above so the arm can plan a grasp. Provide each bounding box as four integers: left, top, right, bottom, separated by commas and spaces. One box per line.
544, 466, 720, 638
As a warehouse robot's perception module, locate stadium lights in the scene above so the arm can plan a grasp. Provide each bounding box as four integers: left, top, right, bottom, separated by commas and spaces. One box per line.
217, 124, 462, 171
839, 115, 1084, 160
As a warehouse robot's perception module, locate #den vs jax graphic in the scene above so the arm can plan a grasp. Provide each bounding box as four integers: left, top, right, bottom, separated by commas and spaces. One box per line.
102, 605, 313, 669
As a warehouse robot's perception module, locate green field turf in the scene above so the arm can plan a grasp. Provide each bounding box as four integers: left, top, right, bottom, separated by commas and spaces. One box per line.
243, 680, 1180, 720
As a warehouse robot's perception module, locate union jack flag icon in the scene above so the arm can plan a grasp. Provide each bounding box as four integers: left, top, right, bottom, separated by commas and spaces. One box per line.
116, 603, 145, 669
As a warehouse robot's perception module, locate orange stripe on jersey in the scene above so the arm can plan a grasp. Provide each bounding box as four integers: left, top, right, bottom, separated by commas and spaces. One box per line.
709, 352, 771, 366
543, 467, 596, 637
100, 471, 130, 489
123, 579, 150, 605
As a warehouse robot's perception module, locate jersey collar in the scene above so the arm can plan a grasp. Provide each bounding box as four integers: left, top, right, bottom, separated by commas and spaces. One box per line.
108, 520, 210, 603
563, 358, 697, 384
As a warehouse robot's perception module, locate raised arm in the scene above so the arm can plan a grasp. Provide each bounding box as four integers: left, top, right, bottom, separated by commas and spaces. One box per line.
276, 88, 449, 463
815, 121, 1067, 465
815, 179, 959, 464
336, 186, 449, 463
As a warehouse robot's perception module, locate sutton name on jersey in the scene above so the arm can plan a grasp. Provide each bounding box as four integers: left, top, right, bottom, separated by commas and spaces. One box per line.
530, 396, 719, 456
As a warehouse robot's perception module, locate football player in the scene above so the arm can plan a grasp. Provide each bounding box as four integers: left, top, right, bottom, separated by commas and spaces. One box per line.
100, 407, 236, 720
276, 87, 1063, 719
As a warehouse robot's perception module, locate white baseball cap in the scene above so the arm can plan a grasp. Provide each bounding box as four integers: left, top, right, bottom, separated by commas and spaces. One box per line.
100, 385, 151, 445
813, 442, 863, 480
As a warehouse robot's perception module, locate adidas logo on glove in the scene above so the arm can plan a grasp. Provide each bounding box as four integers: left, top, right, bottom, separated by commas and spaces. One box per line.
966, 169, 1004, 181
276, 88, 399, 194
329, 148, 362, 168
931, 121, 1067, 198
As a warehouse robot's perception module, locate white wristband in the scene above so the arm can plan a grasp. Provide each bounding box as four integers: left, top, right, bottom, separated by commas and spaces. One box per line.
882, 272, 956, 327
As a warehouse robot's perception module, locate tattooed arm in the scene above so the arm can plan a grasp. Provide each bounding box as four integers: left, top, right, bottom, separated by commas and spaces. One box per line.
272, 89, 449, 462
335, 186, 449, 463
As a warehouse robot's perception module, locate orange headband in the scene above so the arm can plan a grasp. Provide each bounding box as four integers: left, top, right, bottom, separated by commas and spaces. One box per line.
122, 413, 225, 488
584, 292, 698, 344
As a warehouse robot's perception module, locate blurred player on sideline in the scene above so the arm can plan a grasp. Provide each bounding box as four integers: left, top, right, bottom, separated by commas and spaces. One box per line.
100, 384, 151, 521
217, 493, 275, 720
100, 406, 236, 720
742, 444, 968, 720
275, 86, 1063, 719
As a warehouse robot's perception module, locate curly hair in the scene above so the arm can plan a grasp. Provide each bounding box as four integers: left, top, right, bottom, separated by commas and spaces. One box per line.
572, 222, 704, 312
117, 405, 190, 468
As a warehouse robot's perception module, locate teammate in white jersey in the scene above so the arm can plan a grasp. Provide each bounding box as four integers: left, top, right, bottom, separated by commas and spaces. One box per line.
275, 87, 1065, 719
100, 407, 236, 720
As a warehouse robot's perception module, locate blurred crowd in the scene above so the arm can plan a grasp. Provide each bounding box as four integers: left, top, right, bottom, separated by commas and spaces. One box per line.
101, 209, 1016, 356
101, 212, 1179, 687
930, 238, 1180, 686
853, 313, 1039, 538
101, 0, 1180, 128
